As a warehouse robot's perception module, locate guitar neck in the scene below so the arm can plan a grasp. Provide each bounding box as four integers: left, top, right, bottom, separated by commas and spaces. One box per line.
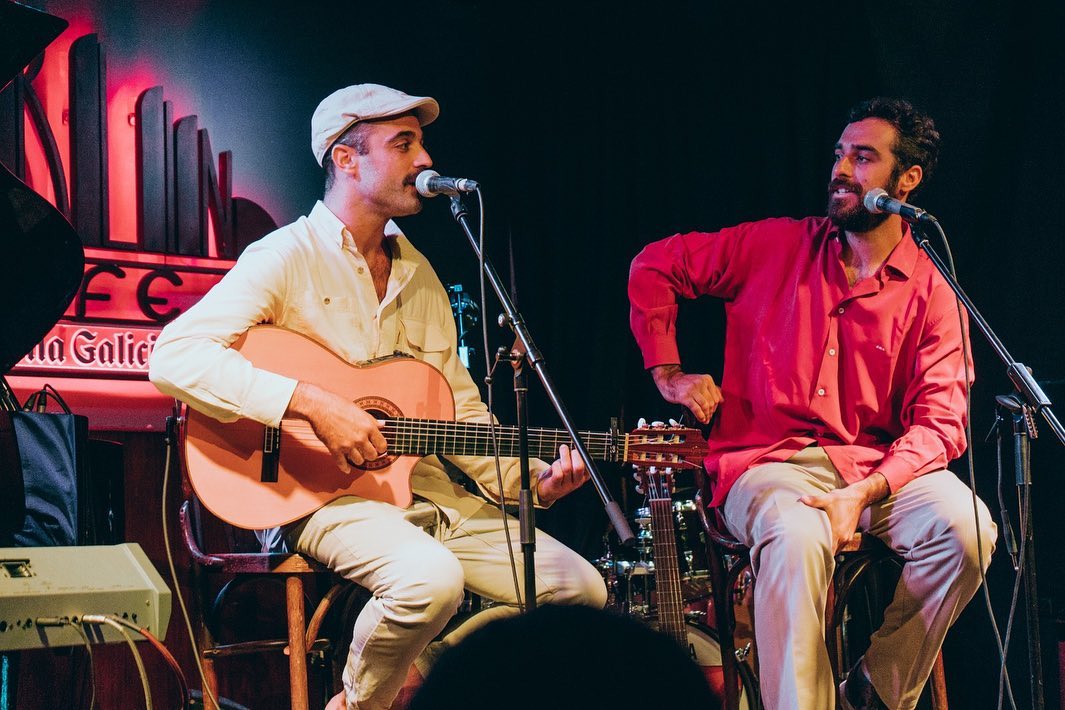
648, 495, 688, 646
380, 418, 619, 462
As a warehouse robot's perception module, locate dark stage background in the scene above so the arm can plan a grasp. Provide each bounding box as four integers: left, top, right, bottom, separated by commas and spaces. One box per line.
35, 0, 1065, 707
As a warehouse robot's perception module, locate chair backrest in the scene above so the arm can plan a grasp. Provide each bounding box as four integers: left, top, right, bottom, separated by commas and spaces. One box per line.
171, 410, 324, 575
179, 498, 324, 574
694, 489, 750, 554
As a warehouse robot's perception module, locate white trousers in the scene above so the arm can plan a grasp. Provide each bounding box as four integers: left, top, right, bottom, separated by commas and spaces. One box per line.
290, 496, 607, 709
722, 447, 996, 710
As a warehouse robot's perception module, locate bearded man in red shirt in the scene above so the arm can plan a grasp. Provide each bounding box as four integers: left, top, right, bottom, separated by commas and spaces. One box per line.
628, 97, 997, 710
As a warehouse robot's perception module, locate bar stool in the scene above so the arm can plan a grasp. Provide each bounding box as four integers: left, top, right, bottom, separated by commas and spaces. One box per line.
179, 496, 366, 710
696, 492, 949, 710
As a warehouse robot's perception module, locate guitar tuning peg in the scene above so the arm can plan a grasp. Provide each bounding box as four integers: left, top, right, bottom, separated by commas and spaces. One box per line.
668, 418, 680, 427
651, 420, 665, 428
637, 417, 648, 429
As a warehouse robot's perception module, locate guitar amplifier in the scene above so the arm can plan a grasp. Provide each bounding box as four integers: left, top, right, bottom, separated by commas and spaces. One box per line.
0, 543, 171, 650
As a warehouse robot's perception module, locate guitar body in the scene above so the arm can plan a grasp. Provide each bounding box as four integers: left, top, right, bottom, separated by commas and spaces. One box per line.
183, 327, 708, 529
183, 326, 455, 529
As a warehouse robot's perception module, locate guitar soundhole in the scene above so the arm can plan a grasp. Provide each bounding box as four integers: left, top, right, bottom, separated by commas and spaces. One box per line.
354, 396, 402, 471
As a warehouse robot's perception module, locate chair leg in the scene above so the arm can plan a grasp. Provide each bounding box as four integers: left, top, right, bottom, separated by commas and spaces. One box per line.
708, 543, 742, 710
201, 656, 221, 710
930, 649, 949, 710
192, 564, 223, 710
286, 575, 310, 710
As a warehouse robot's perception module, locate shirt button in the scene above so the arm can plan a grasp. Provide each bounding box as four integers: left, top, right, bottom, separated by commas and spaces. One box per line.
357, 267, 365, 274
323, 297, 331, 305
828, 348, 836, 356
817, 387, 826, 396
837, 307, 845, 314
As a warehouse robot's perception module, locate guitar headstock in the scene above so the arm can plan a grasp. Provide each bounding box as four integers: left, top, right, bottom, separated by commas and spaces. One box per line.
626, 420, 708, 499
624, 421, 708, 470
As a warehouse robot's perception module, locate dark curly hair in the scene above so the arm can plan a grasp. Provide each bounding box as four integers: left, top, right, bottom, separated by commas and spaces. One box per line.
847, 97, 941, 193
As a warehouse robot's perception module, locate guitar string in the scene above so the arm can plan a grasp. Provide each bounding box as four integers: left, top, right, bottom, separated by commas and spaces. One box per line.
257, 419, 702, 463
268, 428, 619, 457
648, 484, 686, 638
266, 416, 693, 444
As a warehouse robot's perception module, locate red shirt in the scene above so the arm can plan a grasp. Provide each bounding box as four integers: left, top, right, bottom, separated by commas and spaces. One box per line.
628, 216, 971, 507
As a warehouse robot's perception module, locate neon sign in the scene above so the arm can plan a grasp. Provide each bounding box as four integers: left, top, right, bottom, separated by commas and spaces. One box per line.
3, 28, 274, 428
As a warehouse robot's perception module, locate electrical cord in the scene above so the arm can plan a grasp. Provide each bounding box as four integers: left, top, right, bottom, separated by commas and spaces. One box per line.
69, 620, 97, 710
471, 187, 526, 612
996, 470, 1027, 710
97, 614, 190, 710
161, 425, 222, 710
33, 617, 99, 710
82, 615, 152, 710
927, 220, 1017, 709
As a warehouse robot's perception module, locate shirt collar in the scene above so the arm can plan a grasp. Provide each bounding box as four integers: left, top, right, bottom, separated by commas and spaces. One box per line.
826, 219, 918, 281
881, 222, 917, 280
308, 200, 405, 253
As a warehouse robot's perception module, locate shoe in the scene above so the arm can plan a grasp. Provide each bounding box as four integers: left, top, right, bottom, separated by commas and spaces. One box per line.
838, 658, 888, 710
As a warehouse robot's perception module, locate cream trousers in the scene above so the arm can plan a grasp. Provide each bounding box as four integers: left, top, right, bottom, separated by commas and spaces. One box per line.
290, 495, 607, 709
722, 447, 996, 710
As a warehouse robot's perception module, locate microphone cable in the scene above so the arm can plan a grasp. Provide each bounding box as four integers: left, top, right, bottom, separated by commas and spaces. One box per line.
470, 187, 528, 612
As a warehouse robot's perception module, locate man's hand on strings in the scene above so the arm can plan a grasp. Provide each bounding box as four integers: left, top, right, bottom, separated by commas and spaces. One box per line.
287, 382, 387, 473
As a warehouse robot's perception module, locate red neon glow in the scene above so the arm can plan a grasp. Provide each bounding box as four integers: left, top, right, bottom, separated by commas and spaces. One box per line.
22, 18, 228, 247
12, 10, 275, 430
21, 18, 93, 209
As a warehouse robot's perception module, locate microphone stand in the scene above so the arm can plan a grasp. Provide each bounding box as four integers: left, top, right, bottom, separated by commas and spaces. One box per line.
911, 221, 1063, 710
447, 194, 635, 610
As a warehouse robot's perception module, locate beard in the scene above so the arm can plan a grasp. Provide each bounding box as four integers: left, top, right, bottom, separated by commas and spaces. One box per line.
827, 174, 900, 232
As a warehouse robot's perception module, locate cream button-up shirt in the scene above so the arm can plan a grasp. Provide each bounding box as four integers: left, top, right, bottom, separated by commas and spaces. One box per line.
149, 201, 547, 525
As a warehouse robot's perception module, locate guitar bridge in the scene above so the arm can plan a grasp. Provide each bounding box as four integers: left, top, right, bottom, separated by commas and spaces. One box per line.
261, 426, 280, 482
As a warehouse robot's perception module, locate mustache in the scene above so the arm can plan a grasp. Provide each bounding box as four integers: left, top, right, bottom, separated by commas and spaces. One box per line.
828, 178, 862, 193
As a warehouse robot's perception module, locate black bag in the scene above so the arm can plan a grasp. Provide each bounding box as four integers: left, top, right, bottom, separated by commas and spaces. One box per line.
0, 385, 89, 547
0, 409, 26, 541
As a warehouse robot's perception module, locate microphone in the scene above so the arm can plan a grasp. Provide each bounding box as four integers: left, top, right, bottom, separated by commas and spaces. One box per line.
414, 170, 480, 198
863, 188, 937, 223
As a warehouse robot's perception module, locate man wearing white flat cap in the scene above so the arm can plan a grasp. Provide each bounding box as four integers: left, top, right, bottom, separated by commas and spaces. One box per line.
150, 83, 606, 709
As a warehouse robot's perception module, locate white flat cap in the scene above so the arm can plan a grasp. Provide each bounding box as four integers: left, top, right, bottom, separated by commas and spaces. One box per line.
310, 83, 440, 166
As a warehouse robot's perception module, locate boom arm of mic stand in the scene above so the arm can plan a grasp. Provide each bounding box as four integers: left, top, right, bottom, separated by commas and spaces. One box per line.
448, 195, 635, 545
910, 224, 1065, 447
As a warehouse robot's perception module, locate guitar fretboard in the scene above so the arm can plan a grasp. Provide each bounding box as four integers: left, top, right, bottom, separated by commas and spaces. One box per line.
380, 418, 621, 461
649, 495, 688, 646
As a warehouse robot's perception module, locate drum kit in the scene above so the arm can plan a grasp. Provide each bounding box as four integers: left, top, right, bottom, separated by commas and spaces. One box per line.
594, 469, 759, 708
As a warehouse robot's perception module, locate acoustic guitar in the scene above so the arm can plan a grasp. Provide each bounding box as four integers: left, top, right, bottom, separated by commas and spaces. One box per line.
182, 325, 708, 529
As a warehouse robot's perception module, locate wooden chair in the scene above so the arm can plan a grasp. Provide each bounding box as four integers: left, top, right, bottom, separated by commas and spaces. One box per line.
696, 492, 949, 710
179, 496, 364, 710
